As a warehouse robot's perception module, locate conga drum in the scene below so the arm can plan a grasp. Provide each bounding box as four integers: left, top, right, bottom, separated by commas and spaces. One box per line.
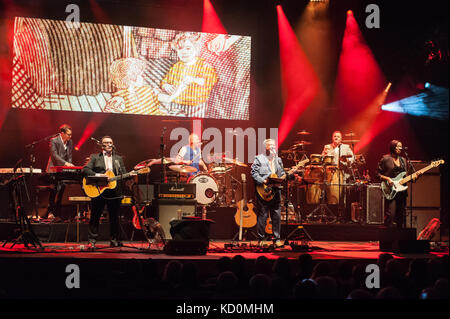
325, 166, 344, 205
323, 155, 334, 165
304, 165, 324, 204
310, 154, 322, 165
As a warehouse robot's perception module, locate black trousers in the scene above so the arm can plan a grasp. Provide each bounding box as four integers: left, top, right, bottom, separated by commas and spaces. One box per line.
385, 191, 407, 228
88, 191, 121, 242
47, 182, 65, 217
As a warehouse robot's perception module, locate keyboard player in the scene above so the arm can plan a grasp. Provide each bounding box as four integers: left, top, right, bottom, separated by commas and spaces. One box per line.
45, 124, 74, 220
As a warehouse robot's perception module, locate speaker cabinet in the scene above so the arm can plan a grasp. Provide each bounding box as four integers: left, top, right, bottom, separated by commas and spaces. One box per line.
153, 199, 196, 239
406, 172, 441, 208
406, 208, 441, 241
206, 207, 239, 240
365, 184, 385, 224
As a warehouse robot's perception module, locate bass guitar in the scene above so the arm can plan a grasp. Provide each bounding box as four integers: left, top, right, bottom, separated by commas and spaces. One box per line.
235, 173, 257, 240
256, 158, 309, 202
82, 167, 150, 198
381, 160, 444, 200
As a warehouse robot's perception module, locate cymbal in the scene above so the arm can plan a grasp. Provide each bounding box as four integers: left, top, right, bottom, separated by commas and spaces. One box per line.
342, 139, 359, 143
134, 158, 174, 170
223, 157, 248, 167
294, 140, 312, 145
297, 130, 311, 135
168, 165, 198, 173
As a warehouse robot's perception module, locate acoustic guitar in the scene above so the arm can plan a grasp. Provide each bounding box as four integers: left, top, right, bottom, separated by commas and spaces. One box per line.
265, 216, 272, 235
381, 160, 444, 200
235, 173, 257, 239
256, 158, 309, 202
82, 167, 150, 198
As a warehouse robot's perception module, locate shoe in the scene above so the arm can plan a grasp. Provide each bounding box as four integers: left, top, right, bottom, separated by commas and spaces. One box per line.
258, 240, 270, 248
110, 239, 123, 247
47, 213, 55, 219
274, 240, 284, 248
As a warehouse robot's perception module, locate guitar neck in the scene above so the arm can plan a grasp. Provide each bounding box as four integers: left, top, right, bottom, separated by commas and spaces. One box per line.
400, 164, 434, 185
109, 171, 132, 182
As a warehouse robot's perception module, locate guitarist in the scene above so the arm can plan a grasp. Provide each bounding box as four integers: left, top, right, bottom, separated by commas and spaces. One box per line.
83, 136, 127, 248
377, 140, 417, 228
251, 139, 286, 248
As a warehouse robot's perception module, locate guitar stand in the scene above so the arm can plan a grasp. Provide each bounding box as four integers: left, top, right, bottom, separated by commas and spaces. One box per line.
232, 228, 258, 242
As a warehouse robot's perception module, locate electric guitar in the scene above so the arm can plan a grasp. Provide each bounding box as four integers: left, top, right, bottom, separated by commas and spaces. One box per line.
82, 167, 150, 198
381, 160, 444, 200
235, 173, 257, 240
256, 158, 309, 202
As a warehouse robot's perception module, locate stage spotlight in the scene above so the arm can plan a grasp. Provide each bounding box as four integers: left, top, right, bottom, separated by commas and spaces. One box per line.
424, 82, 431, 89
347, 10, 353, 15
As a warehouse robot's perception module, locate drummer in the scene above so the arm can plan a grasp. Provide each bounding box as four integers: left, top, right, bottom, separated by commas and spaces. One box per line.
321, 131, 355, 167
175, 133, 208, 176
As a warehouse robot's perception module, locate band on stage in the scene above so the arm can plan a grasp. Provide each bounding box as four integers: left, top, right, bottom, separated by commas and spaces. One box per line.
3, 123, 442, 250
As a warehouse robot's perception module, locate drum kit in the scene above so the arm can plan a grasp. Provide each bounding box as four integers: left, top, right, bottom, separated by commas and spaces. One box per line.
280, 130, 369, 223
134, 153, 247, 207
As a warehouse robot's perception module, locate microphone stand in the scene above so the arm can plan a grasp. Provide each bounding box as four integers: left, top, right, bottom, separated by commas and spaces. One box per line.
337, 144, 342, 223
403, 149, 415, 229
24, 133, 58, 219
160, 127, 167, 184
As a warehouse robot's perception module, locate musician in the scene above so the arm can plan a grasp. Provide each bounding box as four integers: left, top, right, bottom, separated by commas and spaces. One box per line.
251, 139, 286, 248
175, 133, 208, 175
377, 140, 409, 228
83, 136, 127, 248
321, 131, 355, 166
45, 124, 74, 220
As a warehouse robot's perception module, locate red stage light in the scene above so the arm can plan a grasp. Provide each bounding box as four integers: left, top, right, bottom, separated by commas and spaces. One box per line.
202, 0, 227, 34
277, 6, 319, 146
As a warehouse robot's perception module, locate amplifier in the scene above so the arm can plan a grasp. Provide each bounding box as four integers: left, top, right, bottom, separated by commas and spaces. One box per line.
153, 199, 197, 239
365, 184, 385, 224
156, 183, 196, 200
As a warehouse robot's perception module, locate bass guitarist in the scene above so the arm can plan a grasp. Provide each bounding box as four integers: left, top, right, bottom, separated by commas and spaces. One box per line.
251, 138, 286, 248
377, 140, 418, 228
83, 136, 127, 249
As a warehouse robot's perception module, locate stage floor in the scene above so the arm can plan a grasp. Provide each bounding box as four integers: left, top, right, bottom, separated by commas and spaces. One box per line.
0, 240, 447, 261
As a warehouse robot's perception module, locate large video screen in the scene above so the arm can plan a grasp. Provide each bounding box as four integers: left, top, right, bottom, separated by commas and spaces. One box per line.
11, 17, 251, 120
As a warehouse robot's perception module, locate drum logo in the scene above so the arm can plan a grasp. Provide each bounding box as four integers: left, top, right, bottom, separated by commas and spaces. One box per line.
198, 177, 209, 183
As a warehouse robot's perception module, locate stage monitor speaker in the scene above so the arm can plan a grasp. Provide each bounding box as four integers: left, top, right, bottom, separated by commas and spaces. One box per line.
406, 208, 441, 241
154, 199, 196, 239
163, 219, 213, 255
366, 184, 384, 224
164, 240, 208, 255
379, 239, 430, 253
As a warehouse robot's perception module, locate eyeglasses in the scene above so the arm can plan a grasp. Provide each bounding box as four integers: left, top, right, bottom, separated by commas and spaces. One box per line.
102, 142, 113, 145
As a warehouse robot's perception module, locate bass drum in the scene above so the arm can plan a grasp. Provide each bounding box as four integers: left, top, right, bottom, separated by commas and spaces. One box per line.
188, 173, 219, 205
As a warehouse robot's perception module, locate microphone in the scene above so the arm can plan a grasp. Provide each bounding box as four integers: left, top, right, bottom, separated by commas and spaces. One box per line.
90, 137, 101, 145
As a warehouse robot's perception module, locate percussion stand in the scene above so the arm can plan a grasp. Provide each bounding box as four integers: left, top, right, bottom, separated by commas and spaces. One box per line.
307, 164, 336, 223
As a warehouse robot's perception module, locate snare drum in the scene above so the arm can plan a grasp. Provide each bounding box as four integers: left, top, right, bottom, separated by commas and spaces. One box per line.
188, 173, 219, 205
310, 154, 322, 165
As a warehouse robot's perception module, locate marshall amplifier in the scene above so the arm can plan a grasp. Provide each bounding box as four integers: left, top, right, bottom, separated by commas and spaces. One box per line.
156, 183, 196, 200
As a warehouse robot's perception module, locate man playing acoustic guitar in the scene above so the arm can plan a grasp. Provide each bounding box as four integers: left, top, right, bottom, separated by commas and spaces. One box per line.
83, 136, 127, 249
251, 139, 286, 248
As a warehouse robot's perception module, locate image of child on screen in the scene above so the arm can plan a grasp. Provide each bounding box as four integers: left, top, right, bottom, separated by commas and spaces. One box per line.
158, 32, 218, 117
105, 57, 163, 115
